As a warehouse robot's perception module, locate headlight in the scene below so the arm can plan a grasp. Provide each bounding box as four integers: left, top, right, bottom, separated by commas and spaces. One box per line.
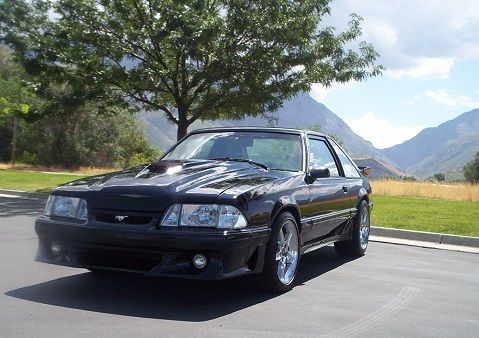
161, 204, 247, 229
181, 204, 218, 227
44, 195, 88, 220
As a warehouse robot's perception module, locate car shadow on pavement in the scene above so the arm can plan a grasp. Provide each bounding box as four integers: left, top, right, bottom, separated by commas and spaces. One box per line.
0, 197, 44, 218
5, 247, 359, 321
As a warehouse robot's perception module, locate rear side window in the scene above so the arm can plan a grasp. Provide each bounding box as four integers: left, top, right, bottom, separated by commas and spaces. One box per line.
308, 138, 340, 177
330, 142, 361, 178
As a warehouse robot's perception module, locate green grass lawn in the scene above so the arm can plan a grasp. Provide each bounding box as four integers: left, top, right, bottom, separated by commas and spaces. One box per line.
1, 170, 478, 237
372, 195, 479, 237
0, 169, 85, 193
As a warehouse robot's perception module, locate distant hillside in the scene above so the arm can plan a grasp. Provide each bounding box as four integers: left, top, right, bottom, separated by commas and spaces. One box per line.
353, 157, 406, 179
139, 94, 386, 160
382, 108, 479, 177
138, 113, 225, 152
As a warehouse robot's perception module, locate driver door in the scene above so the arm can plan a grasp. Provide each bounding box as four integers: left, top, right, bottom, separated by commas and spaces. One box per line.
306, 137, 351, 240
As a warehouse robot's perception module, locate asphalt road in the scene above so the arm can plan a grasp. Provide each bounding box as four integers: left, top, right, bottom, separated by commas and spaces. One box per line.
0, 196, 478, 337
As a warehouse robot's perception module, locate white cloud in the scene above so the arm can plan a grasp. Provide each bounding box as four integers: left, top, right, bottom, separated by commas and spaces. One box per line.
425, 89, 479, 109
327, 0, 479, 79
310, 82, 355, 102
405, 94, 422, 105
386, 57, 454, 80
347, 112, 421, 149
310, 84, 328, 102
362, 21, 398, 48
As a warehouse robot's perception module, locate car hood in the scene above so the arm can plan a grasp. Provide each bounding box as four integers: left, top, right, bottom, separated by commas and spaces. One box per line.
54, 160, 281, 211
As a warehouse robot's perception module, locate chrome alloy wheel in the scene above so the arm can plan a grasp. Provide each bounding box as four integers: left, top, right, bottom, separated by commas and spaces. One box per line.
359, 205, 370, 251
275, 220, 299, 285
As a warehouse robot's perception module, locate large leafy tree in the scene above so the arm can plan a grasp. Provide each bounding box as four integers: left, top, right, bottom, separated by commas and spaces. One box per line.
1, 0, 382, 140
0, 45, 35, 164
0, 44, 159, 168
18, 105, 160, 169
464, 151, 479, 183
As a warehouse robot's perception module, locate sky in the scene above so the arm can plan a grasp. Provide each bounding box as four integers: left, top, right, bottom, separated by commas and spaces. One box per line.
309, 0, 479, 149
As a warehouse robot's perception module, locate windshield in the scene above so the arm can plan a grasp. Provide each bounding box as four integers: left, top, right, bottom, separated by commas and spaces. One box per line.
163, 131, 303, 171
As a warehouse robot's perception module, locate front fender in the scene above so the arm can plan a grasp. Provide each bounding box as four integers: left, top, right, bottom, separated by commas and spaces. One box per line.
270, 195, 301, 227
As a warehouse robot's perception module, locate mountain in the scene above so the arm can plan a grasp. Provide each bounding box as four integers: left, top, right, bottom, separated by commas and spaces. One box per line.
140, 98, 479, 178
353, 157, 406, 179
382, 108, 479, 177
139, 94, 385, 160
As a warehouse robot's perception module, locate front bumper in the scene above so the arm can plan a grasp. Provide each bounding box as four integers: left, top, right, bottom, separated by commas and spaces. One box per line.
35, 217, 270, 280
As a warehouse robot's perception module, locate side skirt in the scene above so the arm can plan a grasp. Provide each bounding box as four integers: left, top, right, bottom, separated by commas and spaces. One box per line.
301, 235, 343, 255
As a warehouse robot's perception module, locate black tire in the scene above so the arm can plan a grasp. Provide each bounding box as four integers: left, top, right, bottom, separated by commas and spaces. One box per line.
261, 212, 301, 293
334, 200, 370, 257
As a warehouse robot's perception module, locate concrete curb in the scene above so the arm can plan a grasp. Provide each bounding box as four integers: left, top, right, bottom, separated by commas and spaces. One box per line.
371, 226, 479, 249
1, 190, 478, 249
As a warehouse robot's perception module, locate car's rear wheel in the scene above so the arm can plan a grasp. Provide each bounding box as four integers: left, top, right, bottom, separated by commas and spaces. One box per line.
334, 200, 370, 257
261, 212, 300, 293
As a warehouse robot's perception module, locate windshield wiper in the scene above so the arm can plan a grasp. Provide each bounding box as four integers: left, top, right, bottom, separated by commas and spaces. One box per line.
209, 157, 269, 170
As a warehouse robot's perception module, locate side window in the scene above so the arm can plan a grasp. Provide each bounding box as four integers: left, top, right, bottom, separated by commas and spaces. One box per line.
330, 142, 361, 178
308, 139, 340, 177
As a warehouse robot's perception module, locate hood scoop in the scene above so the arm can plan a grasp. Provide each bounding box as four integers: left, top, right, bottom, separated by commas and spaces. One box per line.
135, 162, 183, 178
135, 160, 225, 179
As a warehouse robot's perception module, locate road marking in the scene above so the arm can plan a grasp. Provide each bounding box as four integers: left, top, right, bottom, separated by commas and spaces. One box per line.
325, 287, 421, 337
0, 193, 22, 199
0, 193, 46, 202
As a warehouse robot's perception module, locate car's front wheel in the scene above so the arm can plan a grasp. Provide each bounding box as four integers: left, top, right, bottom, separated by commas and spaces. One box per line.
261, 212, 300, 293
334, 199, 370, 256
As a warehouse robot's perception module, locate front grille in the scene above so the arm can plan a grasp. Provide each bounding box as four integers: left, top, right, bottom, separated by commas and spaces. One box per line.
75, 249, 161, 271
95, 214, 152, 225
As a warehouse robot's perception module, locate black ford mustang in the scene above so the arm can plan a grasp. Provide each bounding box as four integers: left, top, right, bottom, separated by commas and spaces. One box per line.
35, 127, 372, 292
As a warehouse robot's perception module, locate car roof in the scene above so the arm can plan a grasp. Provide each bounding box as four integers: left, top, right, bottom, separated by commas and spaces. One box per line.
188, 126, 328, 138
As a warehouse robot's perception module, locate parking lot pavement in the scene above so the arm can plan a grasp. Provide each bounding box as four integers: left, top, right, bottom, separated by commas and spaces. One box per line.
0, 196, 478, 337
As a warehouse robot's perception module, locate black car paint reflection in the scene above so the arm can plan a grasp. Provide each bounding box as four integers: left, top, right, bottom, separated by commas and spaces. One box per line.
34, 127, 372, 287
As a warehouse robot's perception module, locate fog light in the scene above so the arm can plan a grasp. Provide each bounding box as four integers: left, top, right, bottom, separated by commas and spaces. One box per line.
192, 254, 207, 269
50, 242, 62, 256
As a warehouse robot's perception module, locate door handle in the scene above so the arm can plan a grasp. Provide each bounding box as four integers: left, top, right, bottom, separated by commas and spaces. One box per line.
342, 185, 348, 193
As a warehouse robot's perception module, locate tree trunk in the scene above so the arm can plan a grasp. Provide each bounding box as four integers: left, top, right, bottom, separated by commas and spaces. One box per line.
10, 116, 17, 166
176, 106, 189, 140
177, 122, 188, 140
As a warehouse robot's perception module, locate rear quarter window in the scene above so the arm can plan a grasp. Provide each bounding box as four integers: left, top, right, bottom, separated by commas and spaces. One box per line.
330, 141, 361, 178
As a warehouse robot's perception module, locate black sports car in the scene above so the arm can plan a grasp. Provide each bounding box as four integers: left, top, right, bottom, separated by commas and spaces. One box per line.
35, 127, 372, 292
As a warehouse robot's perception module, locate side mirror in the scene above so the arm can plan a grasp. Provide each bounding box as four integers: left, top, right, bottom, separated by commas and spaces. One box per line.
309, 167, 330, 180
358, 166, 372, 176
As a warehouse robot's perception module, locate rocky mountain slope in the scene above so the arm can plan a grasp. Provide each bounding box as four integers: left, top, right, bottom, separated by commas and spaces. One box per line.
353, 157, 406, 179
382, 109, 479, 177
138, 95, 479, 179
139, 94, 384, 159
